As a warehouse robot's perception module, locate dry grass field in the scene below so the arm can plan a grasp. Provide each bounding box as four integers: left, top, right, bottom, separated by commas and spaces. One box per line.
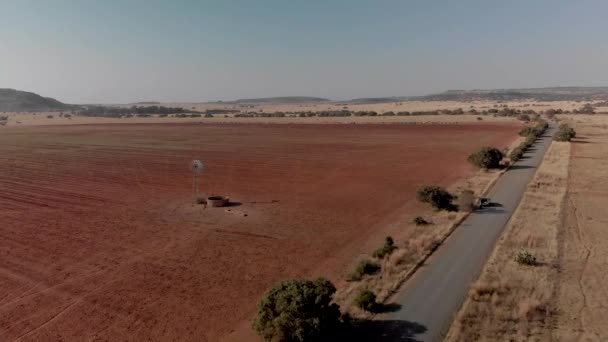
446, 140, 570, 341
172, 100, 587, 115
448, 114, 608, 341
1, 98, 595, 128
0, 112, 518, 127
552, 115, 608, 340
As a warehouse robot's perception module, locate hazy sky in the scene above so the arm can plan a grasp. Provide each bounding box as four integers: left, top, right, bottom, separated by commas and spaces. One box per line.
2, 0, 608, 104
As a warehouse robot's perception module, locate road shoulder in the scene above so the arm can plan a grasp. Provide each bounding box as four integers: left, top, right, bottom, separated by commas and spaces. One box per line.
446, 140, 570, 340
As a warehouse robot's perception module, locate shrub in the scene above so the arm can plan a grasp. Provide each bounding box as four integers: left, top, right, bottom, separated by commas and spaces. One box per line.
355, 289, 377, 312
554, 124, 576, 142
457, 189, 476, 212
348, 260, 380, 281
514, 250, 537, 266
413, 216, 429, 226
46, 115, 54, 119
195, 196, 206, 205
467, 147, 504, 169
416, 185, 455, 211
253, 278, 341, 342
204, 113, 213, 118
372, 236, 397, 259
518, 126, 535, 137
517, 114, 531, 122
577, 103, 595, 114
509, 147, 525, 162
523, 135, 536, 148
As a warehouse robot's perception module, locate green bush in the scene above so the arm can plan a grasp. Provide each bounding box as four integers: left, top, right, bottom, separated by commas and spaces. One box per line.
519, 121, 548, 139
372, 236, 397, 259
509, 147, 525, 162
514, 250, 537, 266
355, 289, 377, 312
253, 278, 341, 342
348, 260, 380, 281
467, 147, 504, 169
416, 185, 455, 211
554, 124, 576, 142
518, 126, 535, 137
413, 216, 429, 225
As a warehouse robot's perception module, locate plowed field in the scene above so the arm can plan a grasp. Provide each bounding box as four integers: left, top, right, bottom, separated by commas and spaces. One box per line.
0, 123, 518, 341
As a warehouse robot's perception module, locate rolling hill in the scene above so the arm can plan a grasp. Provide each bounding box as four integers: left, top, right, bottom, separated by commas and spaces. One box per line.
0, 89, 74, 112
420, 87, 608, 101
213, 96, 330, 105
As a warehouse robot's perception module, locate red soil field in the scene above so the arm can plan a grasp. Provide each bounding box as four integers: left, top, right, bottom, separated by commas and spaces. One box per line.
0, 123, 518, 341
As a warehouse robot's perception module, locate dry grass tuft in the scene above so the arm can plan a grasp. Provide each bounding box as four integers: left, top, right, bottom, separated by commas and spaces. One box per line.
469, 280, 511, 301
517, 297, 548, 321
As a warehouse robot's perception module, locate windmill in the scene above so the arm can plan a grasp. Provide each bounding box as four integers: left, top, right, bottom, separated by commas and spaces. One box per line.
191, 160, 204, 202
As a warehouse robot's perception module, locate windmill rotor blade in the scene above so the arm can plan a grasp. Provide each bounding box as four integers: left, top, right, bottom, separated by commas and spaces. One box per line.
191, 160, 204, 174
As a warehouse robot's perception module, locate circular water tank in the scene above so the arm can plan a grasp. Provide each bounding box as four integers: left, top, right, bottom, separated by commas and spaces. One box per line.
207, 196, 228, 207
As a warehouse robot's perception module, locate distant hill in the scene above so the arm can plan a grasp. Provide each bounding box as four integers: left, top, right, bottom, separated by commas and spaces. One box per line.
346, 96, 415, 104
131, 101, 161, 105
214, 96, 330, 105
0, 88, 73, 112
420, 87, 608, 101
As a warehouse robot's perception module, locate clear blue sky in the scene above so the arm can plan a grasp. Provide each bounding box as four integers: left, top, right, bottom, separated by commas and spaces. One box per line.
1, 0, 608, 103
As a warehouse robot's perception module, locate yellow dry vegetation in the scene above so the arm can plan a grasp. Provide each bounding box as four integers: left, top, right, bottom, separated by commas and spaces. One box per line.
446, 140, 570, 340
551, 115, 608, 340
1, 111, 517, 127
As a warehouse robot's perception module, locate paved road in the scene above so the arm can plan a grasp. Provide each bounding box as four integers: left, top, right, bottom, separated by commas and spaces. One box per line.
379, 124, 557, 342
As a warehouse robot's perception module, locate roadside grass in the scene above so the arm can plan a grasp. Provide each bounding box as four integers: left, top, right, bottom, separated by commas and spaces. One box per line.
445, 141, 570, 341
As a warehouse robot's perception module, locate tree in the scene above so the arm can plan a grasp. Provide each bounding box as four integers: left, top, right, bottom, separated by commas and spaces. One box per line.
467, 147, 504, 169
509, 146, 525, 162
554, 124, 576, 142
416, 185, 455, 210
253, 278, 341, 342
578, 103, 595, 114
